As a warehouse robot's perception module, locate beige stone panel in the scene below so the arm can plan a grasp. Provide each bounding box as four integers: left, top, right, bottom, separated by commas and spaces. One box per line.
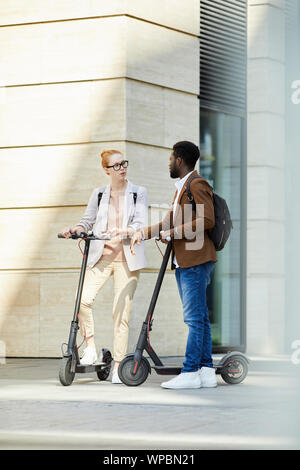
248, 59, 285, 115
129, 271, 185, 357
125, 142, 174, 205
246, 276, 270, 354
0, 144, 177, 268
2, 268, 184, 358
247, 113, 285, 168
39, 271, 114, 357
0, 79, 125, 147
266, 277, 285, 353
163, 89, 199, 147
0, 0, 199, 34
0, 143, 115, 208
42, 17, 126, 84
0, 142, 174, 209
126, 80, 199, 148
248, 166, 285, 221
144, 238, 173, 272
0, 272, 40, 356
0, 206, 172, 271
0, 23, 43, 86
247, 220, 285, 276
39, 272, 72, 356
247, 276, 285, 354
248, 2, 285, 62
127, 0, 200, 35
0, 17, 126, 86
248, 0, 284, 8
0, 0, 126, 26
0, 207, 85, 270
39, 270, 184, 358
2, 202, 218, 272
126, 17, 199, 94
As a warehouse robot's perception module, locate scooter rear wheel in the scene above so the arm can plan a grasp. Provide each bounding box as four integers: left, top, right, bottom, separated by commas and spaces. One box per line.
59, 356, 75, 386
221, 355, 248, 384
118, 356, 149, 386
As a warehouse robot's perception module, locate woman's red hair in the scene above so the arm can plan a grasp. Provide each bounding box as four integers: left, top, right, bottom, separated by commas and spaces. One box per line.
100, 150, 123, 168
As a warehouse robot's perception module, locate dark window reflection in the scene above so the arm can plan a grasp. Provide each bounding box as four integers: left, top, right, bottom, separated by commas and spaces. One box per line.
200, 108, 243, 348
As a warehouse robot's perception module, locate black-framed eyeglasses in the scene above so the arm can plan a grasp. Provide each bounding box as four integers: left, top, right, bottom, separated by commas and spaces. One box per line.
106, 160, 129, 171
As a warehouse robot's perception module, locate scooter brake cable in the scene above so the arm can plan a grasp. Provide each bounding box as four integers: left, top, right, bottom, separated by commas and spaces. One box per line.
78, 238, 85, 257
76, 313, 86, 351
147, 315, 152, 352
155, 238, 164, 257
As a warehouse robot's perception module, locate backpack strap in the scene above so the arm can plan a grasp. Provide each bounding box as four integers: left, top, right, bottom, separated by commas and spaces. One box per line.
186, 175, 202, 212
130, 185, 139, 206
97, 186, 106, 207
98, 186, 138, 208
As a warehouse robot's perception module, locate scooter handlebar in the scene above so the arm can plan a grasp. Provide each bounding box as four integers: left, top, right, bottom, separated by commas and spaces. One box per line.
57, 232, 111, 240
155, 231, 171, 242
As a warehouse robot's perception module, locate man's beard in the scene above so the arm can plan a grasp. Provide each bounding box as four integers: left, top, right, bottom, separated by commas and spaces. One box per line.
170, 165, 179, 179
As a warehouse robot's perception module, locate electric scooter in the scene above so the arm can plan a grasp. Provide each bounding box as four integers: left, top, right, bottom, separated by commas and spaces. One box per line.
57, 231, 113, 386
118, 238, 249, 386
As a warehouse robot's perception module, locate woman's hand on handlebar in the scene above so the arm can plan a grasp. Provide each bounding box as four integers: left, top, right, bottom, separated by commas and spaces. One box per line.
60, 225, 86, 239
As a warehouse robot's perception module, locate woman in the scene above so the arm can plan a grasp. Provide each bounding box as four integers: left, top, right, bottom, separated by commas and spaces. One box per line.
61, 150, 147, 383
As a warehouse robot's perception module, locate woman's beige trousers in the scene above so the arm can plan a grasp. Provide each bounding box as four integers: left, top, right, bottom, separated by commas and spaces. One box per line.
77, 258, 140, 362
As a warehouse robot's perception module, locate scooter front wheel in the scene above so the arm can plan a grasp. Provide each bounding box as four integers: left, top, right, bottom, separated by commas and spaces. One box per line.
59, 356, 75, 386
118, 356, 150, 386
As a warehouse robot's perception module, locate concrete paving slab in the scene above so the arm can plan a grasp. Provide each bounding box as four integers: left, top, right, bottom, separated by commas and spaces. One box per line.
0, 355, 299, 450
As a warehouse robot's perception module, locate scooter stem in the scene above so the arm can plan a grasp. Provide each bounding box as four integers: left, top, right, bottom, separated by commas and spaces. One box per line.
73, 238, 90, 322
66, 238, 90, 355
145, 241, 172, 322
131, 241, 172, 375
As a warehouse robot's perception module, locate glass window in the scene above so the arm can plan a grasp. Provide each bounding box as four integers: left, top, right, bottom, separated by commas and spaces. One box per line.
200, 108, 246, 350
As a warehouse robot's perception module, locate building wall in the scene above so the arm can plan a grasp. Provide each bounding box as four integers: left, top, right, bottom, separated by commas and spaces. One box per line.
247, 0, 286, 353
284, 0, 300, 353
0, 1, 200, 357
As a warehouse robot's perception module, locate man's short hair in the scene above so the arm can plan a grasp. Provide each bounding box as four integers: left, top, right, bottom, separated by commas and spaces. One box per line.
173, 141, 200, 170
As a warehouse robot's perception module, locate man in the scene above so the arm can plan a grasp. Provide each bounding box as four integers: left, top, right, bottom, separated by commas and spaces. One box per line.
130, 141, 217, 389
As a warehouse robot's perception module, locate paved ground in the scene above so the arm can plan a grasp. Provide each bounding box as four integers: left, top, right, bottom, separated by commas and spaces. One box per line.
0, 355, 299, 450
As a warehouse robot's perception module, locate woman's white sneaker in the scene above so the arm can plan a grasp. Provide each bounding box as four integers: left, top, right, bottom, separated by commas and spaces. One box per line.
161, 371, 201, 389
198, 366, 217, 387
112, 369, 122, 384
80, 346, 98, 365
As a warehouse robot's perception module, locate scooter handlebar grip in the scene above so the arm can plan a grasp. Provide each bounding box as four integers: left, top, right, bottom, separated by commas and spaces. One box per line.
158, 231, 171, 242
156, 233, 171, 242
57, 232, 86, 239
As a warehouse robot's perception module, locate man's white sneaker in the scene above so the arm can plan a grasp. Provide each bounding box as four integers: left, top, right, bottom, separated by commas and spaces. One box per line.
80, 346, 98, 365
112, 369, 122, 384
198, 366, 217, 387
161, 371, 201, 389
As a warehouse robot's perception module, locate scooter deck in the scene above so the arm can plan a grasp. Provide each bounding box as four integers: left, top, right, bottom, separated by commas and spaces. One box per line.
75, 361, 108, 373
153, 363, 224, 375
152, 365, 182, 375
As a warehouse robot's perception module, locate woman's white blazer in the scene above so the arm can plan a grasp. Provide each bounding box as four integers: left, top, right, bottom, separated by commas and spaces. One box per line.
76, 181, 148, 271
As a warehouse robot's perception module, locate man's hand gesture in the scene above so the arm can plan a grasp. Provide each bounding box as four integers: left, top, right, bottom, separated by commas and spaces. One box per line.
130, 230, 143, 255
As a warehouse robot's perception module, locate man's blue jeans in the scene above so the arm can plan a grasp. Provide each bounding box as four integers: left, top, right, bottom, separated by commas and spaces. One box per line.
175, 261, 215, 373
